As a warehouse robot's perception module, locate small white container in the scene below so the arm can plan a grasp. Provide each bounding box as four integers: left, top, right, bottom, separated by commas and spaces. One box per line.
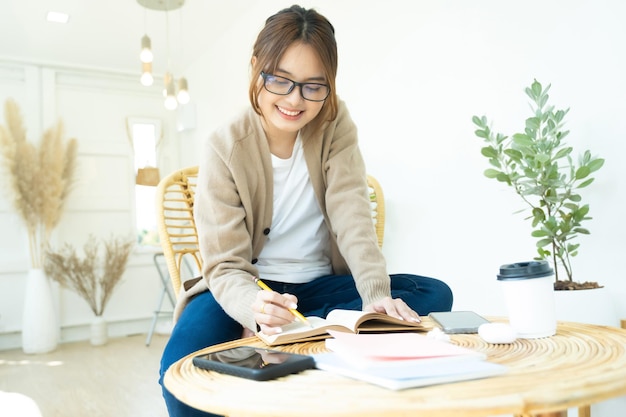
497, 261, 556, 339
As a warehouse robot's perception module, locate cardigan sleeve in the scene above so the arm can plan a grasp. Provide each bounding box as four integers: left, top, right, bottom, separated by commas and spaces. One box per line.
318, 101, 392, 306
193, 111, 271, 332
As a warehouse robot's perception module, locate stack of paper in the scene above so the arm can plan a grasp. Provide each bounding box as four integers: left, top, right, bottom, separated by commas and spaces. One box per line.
313, 330, 506, 390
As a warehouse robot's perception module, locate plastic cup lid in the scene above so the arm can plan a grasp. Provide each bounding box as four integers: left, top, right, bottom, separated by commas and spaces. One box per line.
497, 260, 554, 281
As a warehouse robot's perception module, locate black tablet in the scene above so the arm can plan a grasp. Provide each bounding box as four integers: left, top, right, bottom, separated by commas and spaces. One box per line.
192, 345, 315, 381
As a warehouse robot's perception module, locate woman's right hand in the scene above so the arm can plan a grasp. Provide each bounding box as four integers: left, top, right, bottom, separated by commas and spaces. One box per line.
252, 288, 300, 335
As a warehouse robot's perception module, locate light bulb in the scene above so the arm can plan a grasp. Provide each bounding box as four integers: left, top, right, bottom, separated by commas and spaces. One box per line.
164, 73, 178, 110
140, 35, 153, 63
164, 95, 178, 110
163, 72, 173, 97
177, 77, 190, 104
140, 62, 153, 86
140, 72, 154, 86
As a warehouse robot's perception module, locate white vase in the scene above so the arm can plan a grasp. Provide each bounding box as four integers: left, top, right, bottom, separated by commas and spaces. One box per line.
554, 286, 619, 327
90, 315, 108, 346
22, 268, 59, 354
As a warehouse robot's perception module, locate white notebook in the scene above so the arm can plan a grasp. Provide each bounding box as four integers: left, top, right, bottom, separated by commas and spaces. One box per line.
314, 352, 507, 390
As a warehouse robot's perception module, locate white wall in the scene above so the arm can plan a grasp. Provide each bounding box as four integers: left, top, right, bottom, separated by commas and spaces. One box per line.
183, 0, 626, 321
0, 61, 180, 349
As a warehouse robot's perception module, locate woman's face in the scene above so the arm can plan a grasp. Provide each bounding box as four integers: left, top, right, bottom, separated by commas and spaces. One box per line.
257, 42, 326, 140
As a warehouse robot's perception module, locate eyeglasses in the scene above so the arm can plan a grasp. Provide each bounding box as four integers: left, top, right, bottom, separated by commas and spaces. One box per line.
260, 72, 330, 102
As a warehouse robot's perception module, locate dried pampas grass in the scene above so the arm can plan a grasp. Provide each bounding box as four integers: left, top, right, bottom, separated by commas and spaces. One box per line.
44, 235, 135, 316
0, 98, 78, 268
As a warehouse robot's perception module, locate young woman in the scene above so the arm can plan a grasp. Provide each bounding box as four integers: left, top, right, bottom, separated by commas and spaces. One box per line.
160, 5, 453, 416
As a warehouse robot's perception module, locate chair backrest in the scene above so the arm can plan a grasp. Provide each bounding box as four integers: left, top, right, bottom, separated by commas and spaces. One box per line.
155, 166, 202, 297
156, 166, 385, 297
367, 174, 385, 248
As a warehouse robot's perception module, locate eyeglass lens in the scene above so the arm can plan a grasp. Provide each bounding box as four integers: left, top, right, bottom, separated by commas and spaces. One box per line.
262, 73, 329, 102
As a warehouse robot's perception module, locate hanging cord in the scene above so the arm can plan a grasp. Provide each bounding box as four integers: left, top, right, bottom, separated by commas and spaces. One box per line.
165, 6, 172, 74
178, 6, 184, 74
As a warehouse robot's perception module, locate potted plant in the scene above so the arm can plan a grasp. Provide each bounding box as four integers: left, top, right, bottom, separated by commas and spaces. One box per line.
44, 235, 134, 345
471, 79, 605, 290
0, 98, 78, 353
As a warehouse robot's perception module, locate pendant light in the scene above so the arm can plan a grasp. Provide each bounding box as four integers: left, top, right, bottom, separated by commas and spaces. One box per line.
137, 0, 190, 110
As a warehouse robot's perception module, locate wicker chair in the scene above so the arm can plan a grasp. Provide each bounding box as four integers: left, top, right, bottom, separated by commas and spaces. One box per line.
367, 174, 385, 248
155, 166, 202, 298
156, 165, 385, 297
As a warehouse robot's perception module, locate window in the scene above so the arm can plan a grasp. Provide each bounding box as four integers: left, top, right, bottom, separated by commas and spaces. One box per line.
128, 118, 161, 247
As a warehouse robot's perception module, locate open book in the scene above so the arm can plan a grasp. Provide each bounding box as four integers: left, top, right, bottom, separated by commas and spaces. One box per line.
256, 309, 424, 346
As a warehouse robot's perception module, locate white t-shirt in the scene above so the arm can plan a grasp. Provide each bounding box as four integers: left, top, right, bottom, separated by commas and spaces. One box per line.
256, 135, 332, 283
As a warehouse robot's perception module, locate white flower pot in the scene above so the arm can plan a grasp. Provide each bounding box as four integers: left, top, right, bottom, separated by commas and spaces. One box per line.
22, 268, 59, 354
90, 315, 108, 346
554, 286, 619, 327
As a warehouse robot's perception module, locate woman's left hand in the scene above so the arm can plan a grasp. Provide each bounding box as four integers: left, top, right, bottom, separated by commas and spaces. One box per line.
363, 296, 421, 323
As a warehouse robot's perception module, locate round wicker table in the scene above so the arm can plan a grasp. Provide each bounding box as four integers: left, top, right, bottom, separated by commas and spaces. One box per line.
164, 319, 626, 417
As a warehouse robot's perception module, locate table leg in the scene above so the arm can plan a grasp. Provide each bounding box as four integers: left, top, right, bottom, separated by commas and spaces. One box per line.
516, 404, 590, 417
578, 405, 591, 417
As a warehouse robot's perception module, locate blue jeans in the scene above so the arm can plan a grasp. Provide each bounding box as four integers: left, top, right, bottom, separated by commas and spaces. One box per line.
159, 273, 453, 417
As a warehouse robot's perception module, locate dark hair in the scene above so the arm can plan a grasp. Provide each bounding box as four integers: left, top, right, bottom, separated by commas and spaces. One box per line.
249, 5, 338, 131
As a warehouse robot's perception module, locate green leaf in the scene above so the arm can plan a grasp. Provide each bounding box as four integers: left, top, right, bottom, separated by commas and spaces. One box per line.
576, 178, 594, 188
554, 147, 572, 159
531, 229, 550, 237
568, 194, 582, 202
531, 80, 543, 98
525, 117, 541, 131
484, 168, 501, 178
496, 172, 510, 183
481, 146, 498, 158
577, 204, 590, 216
503, 148, 523, 161
512, 134, 534, 147
536, 238, 553, 248
532, 207, 545, 222
488, 158, 502, 169
588, 158, 605, 173
475, 129, 489, 139
575, 166, 590, 179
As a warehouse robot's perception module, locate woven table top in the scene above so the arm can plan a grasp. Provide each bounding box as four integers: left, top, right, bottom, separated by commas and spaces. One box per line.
164, 319, 626, 417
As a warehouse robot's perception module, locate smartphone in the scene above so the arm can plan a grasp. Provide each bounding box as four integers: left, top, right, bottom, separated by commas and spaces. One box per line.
192, 345, 315, 381
428, 311, 490, 334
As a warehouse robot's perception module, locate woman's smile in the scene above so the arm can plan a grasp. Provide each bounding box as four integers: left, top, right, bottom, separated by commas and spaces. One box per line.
277, 105, 303, 118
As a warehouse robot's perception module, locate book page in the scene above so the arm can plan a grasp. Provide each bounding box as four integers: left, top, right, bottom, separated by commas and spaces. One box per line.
324, 310, 371, 332
257, 316, 352, 346
325, 309, 423, 332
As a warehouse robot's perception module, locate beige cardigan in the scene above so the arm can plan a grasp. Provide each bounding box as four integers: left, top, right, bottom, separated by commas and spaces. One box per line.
176, 100, 390, 331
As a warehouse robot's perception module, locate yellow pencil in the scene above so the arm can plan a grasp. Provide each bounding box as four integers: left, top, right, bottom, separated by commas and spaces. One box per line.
254, 277, 313, 328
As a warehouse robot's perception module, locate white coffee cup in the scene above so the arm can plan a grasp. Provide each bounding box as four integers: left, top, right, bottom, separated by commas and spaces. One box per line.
497, 261, 556, 339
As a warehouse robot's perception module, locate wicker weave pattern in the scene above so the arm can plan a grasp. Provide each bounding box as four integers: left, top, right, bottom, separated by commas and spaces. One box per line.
156, 166, 385, 297
367, 174, 385, 248
155, 166, 202, 297
165, 320, 626, 417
